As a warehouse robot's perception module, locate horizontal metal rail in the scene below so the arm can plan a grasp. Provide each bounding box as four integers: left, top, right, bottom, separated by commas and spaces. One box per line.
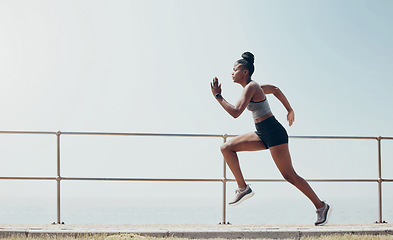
0, 177, 56, 180
0, 130, 392, 224
0, 130, 56, 135
290, 136, 379, 140
4, 130, 393, 140
1, 176, 392, 183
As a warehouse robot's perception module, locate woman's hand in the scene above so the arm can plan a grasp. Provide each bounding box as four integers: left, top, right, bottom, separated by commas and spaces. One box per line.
210, 77, 222, 96
287, 109, 295, 126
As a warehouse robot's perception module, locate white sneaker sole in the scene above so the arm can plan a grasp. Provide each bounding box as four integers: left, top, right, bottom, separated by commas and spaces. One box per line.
229, 191, 255, 206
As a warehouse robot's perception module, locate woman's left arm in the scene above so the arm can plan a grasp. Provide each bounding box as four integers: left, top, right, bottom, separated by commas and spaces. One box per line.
262, 84, 295, 126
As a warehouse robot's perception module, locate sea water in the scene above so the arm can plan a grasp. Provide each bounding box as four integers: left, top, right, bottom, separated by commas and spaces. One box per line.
0, 196, 389, 225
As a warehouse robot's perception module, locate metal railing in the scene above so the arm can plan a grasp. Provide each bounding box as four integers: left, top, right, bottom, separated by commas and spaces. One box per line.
0, 130, 392, 224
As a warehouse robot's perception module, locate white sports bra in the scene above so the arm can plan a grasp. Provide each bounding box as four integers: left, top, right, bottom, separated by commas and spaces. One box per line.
247, 98, 272, 120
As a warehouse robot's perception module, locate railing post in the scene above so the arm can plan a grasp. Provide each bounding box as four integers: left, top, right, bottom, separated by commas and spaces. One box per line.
376, 136, 385, 223
220, 134, 228, 224
55, 131, 64, 224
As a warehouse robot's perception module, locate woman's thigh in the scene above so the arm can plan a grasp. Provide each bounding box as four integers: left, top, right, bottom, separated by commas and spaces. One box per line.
223, 132, 267, 152
269, 143, 296, 175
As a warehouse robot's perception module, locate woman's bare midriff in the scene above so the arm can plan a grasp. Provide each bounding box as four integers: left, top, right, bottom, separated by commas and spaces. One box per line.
254, 112, 273, 124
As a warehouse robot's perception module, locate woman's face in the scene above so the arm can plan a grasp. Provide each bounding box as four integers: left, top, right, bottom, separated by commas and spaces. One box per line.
232, 63, 247, 84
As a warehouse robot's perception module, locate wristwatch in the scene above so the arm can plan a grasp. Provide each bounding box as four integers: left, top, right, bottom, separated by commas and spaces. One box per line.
215, 93, 222, 99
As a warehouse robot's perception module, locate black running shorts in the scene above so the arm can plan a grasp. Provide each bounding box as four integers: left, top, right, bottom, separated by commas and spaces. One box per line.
255, 116, 288, 149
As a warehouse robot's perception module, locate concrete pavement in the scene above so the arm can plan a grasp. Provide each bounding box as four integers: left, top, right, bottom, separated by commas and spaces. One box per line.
0, 223, 392, 239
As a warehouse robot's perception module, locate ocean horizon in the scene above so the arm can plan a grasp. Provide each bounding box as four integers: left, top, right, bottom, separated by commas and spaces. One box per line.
0, 195, 389, 225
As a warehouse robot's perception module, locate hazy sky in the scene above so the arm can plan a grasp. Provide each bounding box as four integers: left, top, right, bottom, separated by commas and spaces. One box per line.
0, 0, 392, 224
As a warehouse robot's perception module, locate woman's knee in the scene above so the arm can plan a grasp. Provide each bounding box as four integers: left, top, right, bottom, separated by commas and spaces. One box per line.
282, 171, 299, 185
220, 141, 233, 154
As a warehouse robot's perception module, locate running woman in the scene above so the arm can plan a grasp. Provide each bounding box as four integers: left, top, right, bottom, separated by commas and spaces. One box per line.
210, 52, 331, 226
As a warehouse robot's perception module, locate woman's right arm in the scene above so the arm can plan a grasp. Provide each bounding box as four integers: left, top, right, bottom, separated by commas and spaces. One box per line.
261, 84, 295, 126
211, 77, 254, 118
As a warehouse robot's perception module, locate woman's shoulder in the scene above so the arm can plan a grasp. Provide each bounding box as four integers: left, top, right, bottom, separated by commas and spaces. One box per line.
248, 81, 265, 99
248, 80, 262, 90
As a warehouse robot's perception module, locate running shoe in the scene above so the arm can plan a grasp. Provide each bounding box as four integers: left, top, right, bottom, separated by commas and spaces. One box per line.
315, 202, 332, 226
229, 185, 255, 206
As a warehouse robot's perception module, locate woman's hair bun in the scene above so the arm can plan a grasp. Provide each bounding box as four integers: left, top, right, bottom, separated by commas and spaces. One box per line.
241, 52, 254, 64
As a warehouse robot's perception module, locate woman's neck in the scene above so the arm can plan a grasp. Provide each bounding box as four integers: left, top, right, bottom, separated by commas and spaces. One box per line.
240, 78, 252, 88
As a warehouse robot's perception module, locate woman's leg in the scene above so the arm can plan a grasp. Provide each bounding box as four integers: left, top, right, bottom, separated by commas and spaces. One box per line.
269, 143, 325, 209
220, 132, 266, 189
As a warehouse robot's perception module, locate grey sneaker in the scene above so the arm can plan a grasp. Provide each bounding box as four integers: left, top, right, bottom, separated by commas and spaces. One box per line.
229, 185, 255, 206
315, 202, 332, 226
